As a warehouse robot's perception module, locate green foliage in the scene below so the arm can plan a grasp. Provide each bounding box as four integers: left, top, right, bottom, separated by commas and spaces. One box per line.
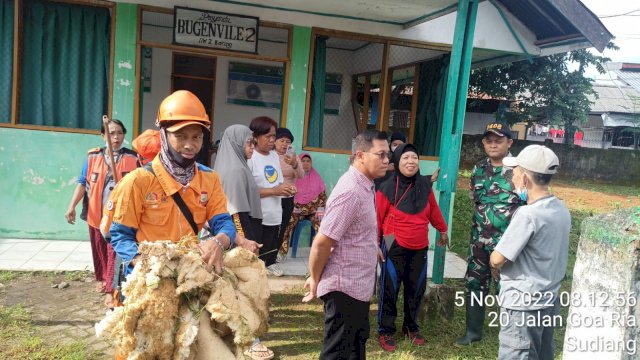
64, 270, 90, 282
0, 271, 21, 283
469, 42, 618, 144
451, 190, 474, 258
0, 304, 30, 328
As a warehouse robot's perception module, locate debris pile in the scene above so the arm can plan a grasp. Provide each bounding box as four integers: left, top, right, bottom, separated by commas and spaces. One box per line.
95, 240, 270, 359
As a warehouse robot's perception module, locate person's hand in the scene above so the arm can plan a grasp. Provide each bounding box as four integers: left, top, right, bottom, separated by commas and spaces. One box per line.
235, 234, 262, 255
377, 248, 385, 263
273, 184, 294, 197
302, 276, 318, 303
198, 238, 224, 275
290, 154, 299, 168
284, 154, 294, 165
437, 232, 449, 248
431, 167, 441, 183
65, 208, 76, 225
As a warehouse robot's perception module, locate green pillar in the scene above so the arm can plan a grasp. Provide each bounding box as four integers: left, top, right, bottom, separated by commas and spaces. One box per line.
111, 3, 138, 143
285, 26, 311, 144
432, 0, 479, 284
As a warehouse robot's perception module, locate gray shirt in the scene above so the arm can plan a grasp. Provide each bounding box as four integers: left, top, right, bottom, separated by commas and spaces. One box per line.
496, 195, 571, 310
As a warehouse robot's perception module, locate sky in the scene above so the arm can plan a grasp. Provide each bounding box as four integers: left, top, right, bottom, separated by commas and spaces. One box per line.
579, 0, 640, 78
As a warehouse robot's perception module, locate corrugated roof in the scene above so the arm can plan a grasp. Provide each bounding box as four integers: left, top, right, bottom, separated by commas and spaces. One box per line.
589, 84, 640, 114
614, 69, 640, 94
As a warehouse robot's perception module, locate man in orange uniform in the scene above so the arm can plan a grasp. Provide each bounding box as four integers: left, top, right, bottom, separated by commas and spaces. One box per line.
109, 90, 236, 277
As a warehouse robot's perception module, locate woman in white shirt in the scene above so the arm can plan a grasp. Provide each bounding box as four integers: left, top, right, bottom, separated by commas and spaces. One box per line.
247, 116, 295, 277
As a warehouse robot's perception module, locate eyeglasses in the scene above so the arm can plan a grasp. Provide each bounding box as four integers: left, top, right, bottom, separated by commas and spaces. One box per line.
246, 137, 257, 146
364, 151, 391, 161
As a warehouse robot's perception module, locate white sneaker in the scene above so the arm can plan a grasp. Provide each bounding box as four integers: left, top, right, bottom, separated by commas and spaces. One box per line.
267, 263, 284, 277
276, 252, 287, 263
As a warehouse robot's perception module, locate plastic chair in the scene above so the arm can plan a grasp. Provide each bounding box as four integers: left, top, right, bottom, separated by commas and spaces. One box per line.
290, 219, 316, 258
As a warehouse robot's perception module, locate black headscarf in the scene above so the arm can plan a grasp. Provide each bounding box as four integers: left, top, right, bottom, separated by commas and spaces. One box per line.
379, 143, 431, 214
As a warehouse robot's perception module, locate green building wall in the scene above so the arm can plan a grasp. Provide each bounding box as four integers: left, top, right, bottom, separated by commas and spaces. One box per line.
0, 128, 101, 240
0, 3, 139, 241
0, 14, 452, 242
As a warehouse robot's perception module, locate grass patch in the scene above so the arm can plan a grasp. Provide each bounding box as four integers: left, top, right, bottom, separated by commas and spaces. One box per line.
0, 304, 100, 360
450, 190, 474, 259
264, 282, 503, 359
0, 271, 22, 283
64, 270, 91, 282
554, 179, 640, 197
265, 240, 580, 359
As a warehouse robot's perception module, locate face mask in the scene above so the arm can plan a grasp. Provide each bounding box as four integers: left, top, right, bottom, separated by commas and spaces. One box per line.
391, 145, 398, 152
515, 175, 528, 202
167, 141, 196, 168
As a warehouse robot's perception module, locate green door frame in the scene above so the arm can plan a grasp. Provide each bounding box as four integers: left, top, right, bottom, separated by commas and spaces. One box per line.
432, 0, 479, 284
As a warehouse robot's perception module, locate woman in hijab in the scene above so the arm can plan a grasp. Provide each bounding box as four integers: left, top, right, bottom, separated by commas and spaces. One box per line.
213, 124, 263, 253
278, 153, 327, 258
374, 132, 439, 190
214, 124, 274, 360
376, 143, 449, 353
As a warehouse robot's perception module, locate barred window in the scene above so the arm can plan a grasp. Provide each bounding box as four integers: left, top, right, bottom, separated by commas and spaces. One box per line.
305, 29, 448, 157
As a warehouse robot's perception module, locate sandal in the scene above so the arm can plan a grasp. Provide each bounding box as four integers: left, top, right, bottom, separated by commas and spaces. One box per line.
243, 343, 274, 360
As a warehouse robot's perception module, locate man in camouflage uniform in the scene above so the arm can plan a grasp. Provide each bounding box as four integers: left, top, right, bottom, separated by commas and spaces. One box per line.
456, 122, 522, 345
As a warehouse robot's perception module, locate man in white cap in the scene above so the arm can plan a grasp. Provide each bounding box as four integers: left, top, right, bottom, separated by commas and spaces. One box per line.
490, 145, 571, 360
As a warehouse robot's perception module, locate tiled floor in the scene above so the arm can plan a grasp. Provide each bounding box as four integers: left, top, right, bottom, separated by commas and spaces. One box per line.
0, 238, 467, 278
0, 238, 94, 271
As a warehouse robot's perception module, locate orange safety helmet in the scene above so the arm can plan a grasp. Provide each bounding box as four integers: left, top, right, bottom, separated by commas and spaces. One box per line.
156, 90, 211, 132
132, 129, 161, 165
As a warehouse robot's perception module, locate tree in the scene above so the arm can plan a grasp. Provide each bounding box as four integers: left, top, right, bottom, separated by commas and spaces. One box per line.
468, 43, 618, 145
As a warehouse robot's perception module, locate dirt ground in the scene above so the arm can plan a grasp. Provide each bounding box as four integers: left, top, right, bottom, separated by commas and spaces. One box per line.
551, 182, 640, 213
0, 273, 305, 359
456, 177, 639, 213
1, 273, 115, 358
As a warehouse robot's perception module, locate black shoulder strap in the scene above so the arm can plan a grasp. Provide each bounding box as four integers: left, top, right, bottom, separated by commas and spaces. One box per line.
144, 163, 199, 235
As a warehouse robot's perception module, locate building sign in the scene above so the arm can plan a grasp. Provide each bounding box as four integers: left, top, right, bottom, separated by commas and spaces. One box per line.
173, 7, 259, 54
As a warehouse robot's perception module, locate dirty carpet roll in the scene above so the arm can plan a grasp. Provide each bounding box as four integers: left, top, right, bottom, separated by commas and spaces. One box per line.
95, 240, 270, 360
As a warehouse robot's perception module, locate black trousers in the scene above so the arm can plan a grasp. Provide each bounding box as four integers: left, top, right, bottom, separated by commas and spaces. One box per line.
235, 212, 262, 242
377, 241, 429, 335
320, 291, 370, 360
255, 224, 279, 267
278, 196, 295, 248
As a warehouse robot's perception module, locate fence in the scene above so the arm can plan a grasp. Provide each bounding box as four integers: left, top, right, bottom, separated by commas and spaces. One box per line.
460, 134, 640, 183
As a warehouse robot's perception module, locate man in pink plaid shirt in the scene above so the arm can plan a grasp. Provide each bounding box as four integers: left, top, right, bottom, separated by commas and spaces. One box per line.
303, 129, 390, 359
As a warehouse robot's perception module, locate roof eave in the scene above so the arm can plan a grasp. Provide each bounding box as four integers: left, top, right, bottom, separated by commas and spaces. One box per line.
544, 0, 613, 52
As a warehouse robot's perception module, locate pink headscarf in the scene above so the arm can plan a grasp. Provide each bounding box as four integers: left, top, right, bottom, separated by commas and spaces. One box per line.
294, 153, 326, 205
